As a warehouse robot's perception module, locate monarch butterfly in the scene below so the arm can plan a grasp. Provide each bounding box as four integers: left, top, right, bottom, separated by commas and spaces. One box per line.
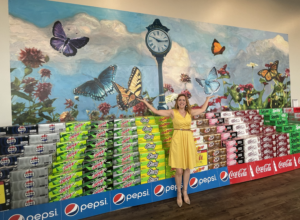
211, 39, 225, 56
257, 60, 279, 81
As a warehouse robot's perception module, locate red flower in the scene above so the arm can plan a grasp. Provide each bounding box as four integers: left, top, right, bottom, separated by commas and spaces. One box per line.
214, 96, 227, 104
119, 114, 124, 119
133, 102, 147, 116
180, 89, 192, 99
22, 77, 38, 94
180, 73, 191, 83
64, 99, 74, 108
163, 83, 174, 93
217, 64, 229, 75
285, 68, 290, 77
98, 103, 111, 115
208, 101, 215, 106
39, 69, 51, 78
192, 105, 202, 109
34, 82, 52, 102
238, 83, 253, 92
245, 83, 254, 91
222, 106, 230, 111
265, 62, 273, 68
18, 47, 45, 68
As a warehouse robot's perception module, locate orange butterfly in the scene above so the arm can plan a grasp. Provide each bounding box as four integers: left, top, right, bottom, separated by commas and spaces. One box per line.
257, 60, 279, 82
211, 39, 225, 56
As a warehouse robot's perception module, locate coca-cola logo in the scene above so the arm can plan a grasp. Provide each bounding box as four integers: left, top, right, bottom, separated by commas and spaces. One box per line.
247, 151, 258, 157
231, 119, 241, 123
235, 112, 244, 116
246, 139, 257, 145
229, 168, 248, 179
263, 143, 272, 148
263, 137, 272, 142
278, 142, 287, 146
251, 129, 260, 134
278, 136, 287, 140
278, 159, 293, 169
265, 128, 274, 132
246, 145, 257, 151
263, 149, 272, 154
255, 164, 271, 174
235, 125, 245, 130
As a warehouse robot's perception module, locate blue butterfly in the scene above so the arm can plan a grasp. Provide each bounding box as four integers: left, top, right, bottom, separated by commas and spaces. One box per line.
195, 67, 220, 95
73, 65, 117, 101
50, 21, 89, 57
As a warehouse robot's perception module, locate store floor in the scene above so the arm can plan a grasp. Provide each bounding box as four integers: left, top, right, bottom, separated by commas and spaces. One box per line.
84, 169, 300, 220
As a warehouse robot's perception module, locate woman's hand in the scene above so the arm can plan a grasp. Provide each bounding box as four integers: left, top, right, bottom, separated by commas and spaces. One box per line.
206, 95, 215, 101
137, 97, 147, 104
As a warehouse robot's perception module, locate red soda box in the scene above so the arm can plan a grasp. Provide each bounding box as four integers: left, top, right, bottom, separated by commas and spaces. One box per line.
259, 133, 276, 143
244, 150, 260, 158
224, 117, 244, 125
221, 132, 238, 141
275, 133, 290, 141
251, 115, 264, 122
243, 116, 253, 123
221, 111, 235, 118
260, 141, 276, 149
277, 151, 290, 157
205, 112, 221, 119
245, 155, 260, 163
248, 127, 262, 135
277, 139, 290, 146
248, 122, 263, 130
236, 129, 249, 137
283, 108, 294, 113
245, 110, 259, 116
233, 111, 246, 117
261, 154, 274, 160
263, 126, 276, 134
209, 118, 225, 125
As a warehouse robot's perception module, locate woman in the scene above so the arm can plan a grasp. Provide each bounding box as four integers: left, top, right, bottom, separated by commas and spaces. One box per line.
138, 94, 214, 207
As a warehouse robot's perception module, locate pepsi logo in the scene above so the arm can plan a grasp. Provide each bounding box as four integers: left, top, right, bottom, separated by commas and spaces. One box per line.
65, 203, 79, 217
0, 157, 10, 166
41, 134, 48, 142
24, 169, 34, 178
220, 171, 229, 182
154, 185, 164, 197
25, 180, 34, 188
113, 193, 125, 205
49, 124, 55, 131
25, 199, 35, 206
18, 126, 26, 133
25, 189, 35, 197
8, 214, 25, 220
36, 145, 44, 153
30, 156, 39, 165
7, 137, 16, 144
0, 171, 2, 178
189, 177, 198, 189
8, 145, 17, 154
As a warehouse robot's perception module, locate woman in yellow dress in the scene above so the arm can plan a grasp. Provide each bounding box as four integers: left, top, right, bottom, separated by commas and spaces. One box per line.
138, 94, 213, 207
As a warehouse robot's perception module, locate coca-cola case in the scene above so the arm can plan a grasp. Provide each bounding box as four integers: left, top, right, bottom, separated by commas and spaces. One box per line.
29, 133, 60, 144
10, 177, 48, 191
242, 116, 253, 123
275, 133, 290, 141
17, 154, 54, 168
232, 123, 249, 131
263, 126, 276, 134
233, 111, 246, 117
0, 144, 25, 155
5, 125, 38, 135
23, 143, 56, 155
11, 186, 48, 200
224, 117, 244, 125
248, 122, 263, 130
220, 111, 235, 118
11, 195, 49, 209
250, 115, 264, 122
248, 127, 262, 135
0, 135, 29, 147
243, 144, 259, 152
10, 166, 50, 182
259, 133, 276, 143
245, 110, 259, 116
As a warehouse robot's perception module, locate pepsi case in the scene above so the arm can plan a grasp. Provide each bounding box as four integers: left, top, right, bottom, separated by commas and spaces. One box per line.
0, 144, 25, 155
11, 195, 49, 209
10, 166, 50, 182
0, 154, 21, 167
5, 125, 38, 135
0, 135, 29, 147
113, 178, 141, 189
10, 177, 48, 191
0, 127, 6, 136
83, 168, 113, 181
17, 154, 54, 168
38, 123, 66, 134
23, 143, 56, 155
29, 133, 60, 144
83, 184, 113, 196
11, 186, 48, 200
0, 165, 17, 180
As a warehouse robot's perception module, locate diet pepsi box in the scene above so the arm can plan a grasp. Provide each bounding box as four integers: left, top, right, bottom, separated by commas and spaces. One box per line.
6, 125, 38, 135
29, 133, 59, 144
0, 154, 22, 167
0, 135, 29, 147
11, 186, 48, 200
0, 144, 25, 155
23, 143, 56, 155
11, 195, 49, 209
0, 165, 17, 180
10, 177, 48, 191
17, 154, 54, 168
38, 123, 66, 134
10, 166, 50, 182
83, 184, 113, 196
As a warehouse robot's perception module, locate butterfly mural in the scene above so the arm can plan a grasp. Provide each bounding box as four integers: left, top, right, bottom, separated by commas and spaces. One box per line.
211, 39, 225, 56
50, 21, 89, 57
257, 60, 279, 81
112, 67, 142, 111
73, 65, 117, 101
195, 67, 220, 95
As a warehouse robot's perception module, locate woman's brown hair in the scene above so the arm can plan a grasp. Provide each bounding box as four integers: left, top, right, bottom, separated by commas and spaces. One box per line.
174, 94, 191, 115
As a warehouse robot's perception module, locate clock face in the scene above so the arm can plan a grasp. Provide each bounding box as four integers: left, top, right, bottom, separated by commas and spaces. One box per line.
146, 29, 170, 54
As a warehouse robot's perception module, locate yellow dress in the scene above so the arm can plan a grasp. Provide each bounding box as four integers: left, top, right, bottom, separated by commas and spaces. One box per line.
168, 109, 197, 169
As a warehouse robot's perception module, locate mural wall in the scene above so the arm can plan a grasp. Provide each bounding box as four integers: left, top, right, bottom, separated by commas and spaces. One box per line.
9, 0, 291, 125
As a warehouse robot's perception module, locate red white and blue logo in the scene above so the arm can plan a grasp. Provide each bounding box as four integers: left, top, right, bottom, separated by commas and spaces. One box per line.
0, 157, 10, 166
24, 169, 34, 178
189, 177, 198, 189
8, 214, 25, 220
30, 156, 39, 165
65, 203, 79, 217
113, 193, 125, 205
18, 126, 26, 134
220, 171, 229, 182
8, 146, 17, 154
154, 185, 164, 197
49, 124, 55, 132
36, 145, 44, 153
41, 134, 48, 142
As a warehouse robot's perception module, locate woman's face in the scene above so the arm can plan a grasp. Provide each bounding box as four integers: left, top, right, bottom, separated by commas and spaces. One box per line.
177, 96, 187, 109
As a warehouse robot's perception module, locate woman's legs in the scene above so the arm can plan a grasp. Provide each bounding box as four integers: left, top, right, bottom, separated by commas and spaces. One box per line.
175, 168, 183, 205
182, 168, 190, 204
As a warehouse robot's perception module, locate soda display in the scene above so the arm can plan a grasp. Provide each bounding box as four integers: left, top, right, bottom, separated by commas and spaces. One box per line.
23, 143, 56, 155
5, 125, 38, 135
38, 123, 66, 134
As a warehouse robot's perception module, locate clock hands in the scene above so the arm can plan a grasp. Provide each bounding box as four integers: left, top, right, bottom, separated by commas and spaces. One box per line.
149, 36, 168, 43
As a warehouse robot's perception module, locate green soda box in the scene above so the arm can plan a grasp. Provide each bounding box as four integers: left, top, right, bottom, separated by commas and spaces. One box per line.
135, 116, 156, 126
113, 170, 141, 184
87, 129, 114, 139
83, 185, 113, 196
56, 140, 87, 153
270, 119, 288, 126
49, 180, 82, 195
114, 118, 136, 128
265, 113, 288, 121
290, 137, 300, 146
113, 162, 140, 176
137, 125, 159, 134
113, 135, 138, 146
83, 168, 113, 181
138, 141, 162, 152
49, 170, 83, 187
114, 127, 138, 137
140, 158, 165, 169
65, 121, 91, 132
60, 131, 88, 142
264, 120, 271, 126
160, 128, 174, 137
83, 157, 113, 171
139, 150, 165, 162
290, 132, 300, 139
270, 108, 283, 115
90, 120, 114, 129
276, 124, 296, 133
49, 188, 83, 202
82, 177, 113, 188
52, 159, 84, 174
141, 173, 165, 184
113, 179, 140, 189
259, 109, 271, 115
84, 147, 113, 159
113, 152, 140, 165
140, 166, 165, 178
291, 142, 300, 150
86, 138, 114, 148
161, 135, 172, 144
154, 116, 172, 124
291, 148, 300, 154
158, 121, 173, 129
259, 108, 282, 115
293, 124, 300, 131
138, 132, 161, 143
56, 148, 87, 161
114, 142, 139, 154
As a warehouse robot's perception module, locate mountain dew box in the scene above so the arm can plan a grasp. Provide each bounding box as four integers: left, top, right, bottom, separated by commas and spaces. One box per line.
160, 128, 174, 137
82, 176, 113, 188
49, 180, 82, 195
270, 119, 288, 126
114, 127, 137, 137
86, 138, 114, 148
113, 170, 141, 184
48, 170, 83, 187
113, 152, 140, 165
155, 116, 172, 124
113, 178, 140, 189
49, 188, 82, 202
135, 116, 156, 126
158, 121, 173, 129
114, 142, 138, 154
83, 157, 113, 171
84, 147, 114, 159
83, 185, 113, 196
56, 148, 87, 161
52, 159, 84, 174
140, 166, 165, 178
276, 124, 296, 133
141, 174, 165, 184
137, 125, 159, 134
138, 132, 161, 143
60, 131, 88, 142
65, 121, 91, 132
83, 168, 112, 181
114, 118, 136, 128
138, 141, 162, 152
140, 158, 165, 169
56, 140, 86, 153
139, 150, 165, 162
114, 135, 138, 146
113, 162, 140, 176
90, 120, 114, 129
87, 129, 114, 139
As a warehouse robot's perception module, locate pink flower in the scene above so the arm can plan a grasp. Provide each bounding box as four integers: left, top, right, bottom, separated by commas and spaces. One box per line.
60, 111, 74, 122
217, 64, 229, 75
64, 99, 74, 108
119, 114, 124, 119
98, 103, 111, 116
34, 82, 52, 101
180, 89, 192, 99
133, 102, 147, 116
39, 69, 51, 78
285, 68, 290, 77
18, 47, 45, 68
22, 77, 38, 94
180, 73, 191, 83
265, 62, 273, 68
208, 101, 214, 106
163, 83, 174, 93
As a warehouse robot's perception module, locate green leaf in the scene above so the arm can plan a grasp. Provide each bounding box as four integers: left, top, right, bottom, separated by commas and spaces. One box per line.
24, 67, 33, 76
224, 92, 229, 97
40, 107, 55, 114
38, 111, 52, 121
31, 102, 43, 109
70, 110, 79, 119
12, 102, 25, 113
42, 98, 57, 107
227, 85, 242, 103
259, 78, 267, 83
11, 90, 33, 102
11, 77, 21, 90
217, 75, 230, 79
10, 68, 16, 73
74, 104, 78, 109
255, 89, 265, 109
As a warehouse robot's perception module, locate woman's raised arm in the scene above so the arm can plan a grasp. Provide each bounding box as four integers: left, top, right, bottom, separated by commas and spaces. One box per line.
138, 98, 173, 118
